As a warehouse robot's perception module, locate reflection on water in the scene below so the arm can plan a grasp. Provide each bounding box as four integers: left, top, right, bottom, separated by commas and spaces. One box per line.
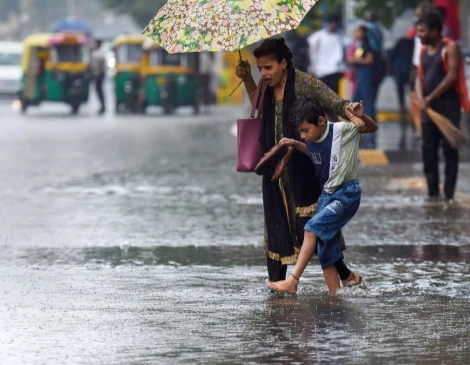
1, 259, 469, 364
3, 244, 470, 268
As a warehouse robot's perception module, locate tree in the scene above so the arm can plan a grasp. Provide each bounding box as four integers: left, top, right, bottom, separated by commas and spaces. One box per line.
99, 0, 421, 32
99, 0, 166, 28
353, 0, 422, 28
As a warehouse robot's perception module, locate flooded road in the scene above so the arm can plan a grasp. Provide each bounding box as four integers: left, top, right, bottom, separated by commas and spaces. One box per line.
1, 100, 470, 364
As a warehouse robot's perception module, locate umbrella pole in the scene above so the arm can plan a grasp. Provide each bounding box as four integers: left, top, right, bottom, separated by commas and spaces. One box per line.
229, 50, 245, 97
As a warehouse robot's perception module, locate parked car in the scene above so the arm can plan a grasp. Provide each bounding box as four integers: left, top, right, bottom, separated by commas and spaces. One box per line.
0, 41, 23, 97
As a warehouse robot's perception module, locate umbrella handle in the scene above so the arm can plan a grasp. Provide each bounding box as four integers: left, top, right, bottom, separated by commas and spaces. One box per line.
229, 50, 246, 96
229, 80, 243, 97
238, 49, 247, 68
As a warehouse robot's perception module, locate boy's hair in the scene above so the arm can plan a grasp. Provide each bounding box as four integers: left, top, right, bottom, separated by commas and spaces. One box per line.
289, 98, 325, 126
416, 12, 443, 34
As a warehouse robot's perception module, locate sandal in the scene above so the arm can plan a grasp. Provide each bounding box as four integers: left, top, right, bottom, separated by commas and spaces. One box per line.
342, 272, 365, 288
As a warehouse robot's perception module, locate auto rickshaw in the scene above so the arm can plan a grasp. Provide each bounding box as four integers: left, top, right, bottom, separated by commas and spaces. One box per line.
112, 35, 146, 113
19, 33, 91, 114
140, 40, 201, 115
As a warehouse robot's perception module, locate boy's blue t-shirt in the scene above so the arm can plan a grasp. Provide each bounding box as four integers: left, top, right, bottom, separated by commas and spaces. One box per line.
306, 121, 360, 194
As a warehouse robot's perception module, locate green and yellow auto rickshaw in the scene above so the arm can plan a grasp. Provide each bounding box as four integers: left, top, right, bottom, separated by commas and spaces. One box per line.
19, 33, 91, 114
140, 41, 201, 115
112, 35, 146, 113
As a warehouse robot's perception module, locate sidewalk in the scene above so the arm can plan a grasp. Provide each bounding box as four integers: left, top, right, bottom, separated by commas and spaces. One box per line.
368, 120, 470, 164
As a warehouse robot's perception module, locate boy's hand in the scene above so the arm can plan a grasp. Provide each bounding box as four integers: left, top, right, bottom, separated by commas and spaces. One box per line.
279, 138, 295, 147
350, 116, 366, 133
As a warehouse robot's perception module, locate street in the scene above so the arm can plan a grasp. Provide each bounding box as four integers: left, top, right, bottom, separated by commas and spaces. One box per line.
1, 92, 470, 364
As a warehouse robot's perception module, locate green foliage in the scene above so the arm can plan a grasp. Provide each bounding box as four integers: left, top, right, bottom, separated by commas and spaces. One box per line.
100, 0, 166, 27
353, 0, 421, 28
99, 0, 420, 31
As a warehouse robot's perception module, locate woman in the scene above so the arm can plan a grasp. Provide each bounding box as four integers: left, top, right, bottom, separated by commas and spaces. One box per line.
347, 26, 375, 149
235, 38, 363, 287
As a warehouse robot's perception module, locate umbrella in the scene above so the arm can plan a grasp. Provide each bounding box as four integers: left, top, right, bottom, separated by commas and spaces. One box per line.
143, 0, 320, 54
54, 18, 91, 35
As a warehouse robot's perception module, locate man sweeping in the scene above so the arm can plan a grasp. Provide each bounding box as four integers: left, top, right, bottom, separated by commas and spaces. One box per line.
415, 12, 466, 203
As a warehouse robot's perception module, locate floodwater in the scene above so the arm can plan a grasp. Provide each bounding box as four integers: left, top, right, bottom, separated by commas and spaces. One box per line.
1, 102, 470, 364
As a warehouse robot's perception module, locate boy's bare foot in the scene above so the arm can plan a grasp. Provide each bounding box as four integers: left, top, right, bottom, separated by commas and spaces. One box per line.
342, 272, 363, 287
266, 274, 299, 294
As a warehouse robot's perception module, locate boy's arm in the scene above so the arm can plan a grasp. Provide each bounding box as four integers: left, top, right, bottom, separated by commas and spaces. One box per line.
361, 114, 378, 133
351, 114, 378, 134
292, 140, 308, 155
279, 138, 309, 156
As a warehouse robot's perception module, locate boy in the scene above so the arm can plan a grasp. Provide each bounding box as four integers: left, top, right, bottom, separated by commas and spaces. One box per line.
266, 98, 378, 294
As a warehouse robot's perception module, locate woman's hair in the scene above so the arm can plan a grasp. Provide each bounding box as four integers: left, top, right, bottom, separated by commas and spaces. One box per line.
289, 98, 325, 126
253, 37, 293, 68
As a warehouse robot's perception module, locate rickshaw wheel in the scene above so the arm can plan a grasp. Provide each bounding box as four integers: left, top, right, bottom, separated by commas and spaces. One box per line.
193, 102, 200, 115
193, 90, 202, 115
20, 100, 29, 114
140, 102, 147, 114
116, 102, 126, 114
70, 102, 81, 115
163, 105, 174, 115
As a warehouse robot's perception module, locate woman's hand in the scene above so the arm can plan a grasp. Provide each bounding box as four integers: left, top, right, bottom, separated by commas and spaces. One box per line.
235, 59, 252, 81
347, 101, 365, 118
279, 138, 296, 147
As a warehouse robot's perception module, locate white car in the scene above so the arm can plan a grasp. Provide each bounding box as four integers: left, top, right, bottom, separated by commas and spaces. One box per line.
0, 41, 23, 97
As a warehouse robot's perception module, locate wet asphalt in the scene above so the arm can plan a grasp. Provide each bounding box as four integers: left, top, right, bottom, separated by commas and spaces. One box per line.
0, 94, 469, 364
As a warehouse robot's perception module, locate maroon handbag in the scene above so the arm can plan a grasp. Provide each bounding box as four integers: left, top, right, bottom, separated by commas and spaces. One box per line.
236, 79, 267, 172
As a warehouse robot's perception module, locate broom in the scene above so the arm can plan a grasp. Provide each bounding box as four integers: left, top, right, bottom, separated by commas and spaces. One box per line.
410, 92, 466, 148
409, 94, 422, 136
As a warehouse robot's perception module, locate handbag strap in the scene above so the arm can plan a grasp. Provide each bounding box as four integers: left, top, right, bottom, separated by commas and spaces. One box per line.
250, 79, 267, 119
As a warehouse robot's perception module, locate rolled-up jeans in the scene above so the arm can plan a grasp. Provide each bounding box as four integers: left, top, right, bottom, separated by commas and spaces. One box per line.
304, 180, 361, 269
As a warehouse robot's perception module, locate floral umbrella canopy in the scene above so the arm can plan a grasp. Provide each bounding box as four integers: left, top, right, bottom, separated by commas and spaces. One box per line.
143, 0, 320, 54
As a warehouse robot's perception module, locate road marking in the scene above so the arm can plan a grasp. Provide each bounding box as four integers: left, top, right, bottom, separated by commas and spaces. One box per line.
359, 149, 389, 165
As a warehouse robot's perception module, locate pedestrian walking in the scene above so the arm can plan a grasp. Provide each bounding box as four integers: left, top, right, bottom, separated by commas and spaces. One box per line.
307, 13, 347, 121
284, 30, 310, 73
388, 36, 415, 134
90, 39, 106, 115
347, 25, 375, 149
365, 12, 386, 121
235, 38, 365, 287
415, 12, 463, 202
266, 98, 377, 294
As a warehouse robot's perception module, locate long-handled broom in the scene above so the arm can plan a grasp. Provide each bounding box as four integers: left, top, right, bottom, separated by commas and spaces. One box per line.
410, 91, 466, 148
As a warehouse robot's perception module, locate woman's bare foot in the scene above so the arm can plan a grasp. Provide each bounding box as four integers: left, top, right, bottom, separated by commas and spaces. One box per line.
266, 274, 298, 294
342, 271, 363, 287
